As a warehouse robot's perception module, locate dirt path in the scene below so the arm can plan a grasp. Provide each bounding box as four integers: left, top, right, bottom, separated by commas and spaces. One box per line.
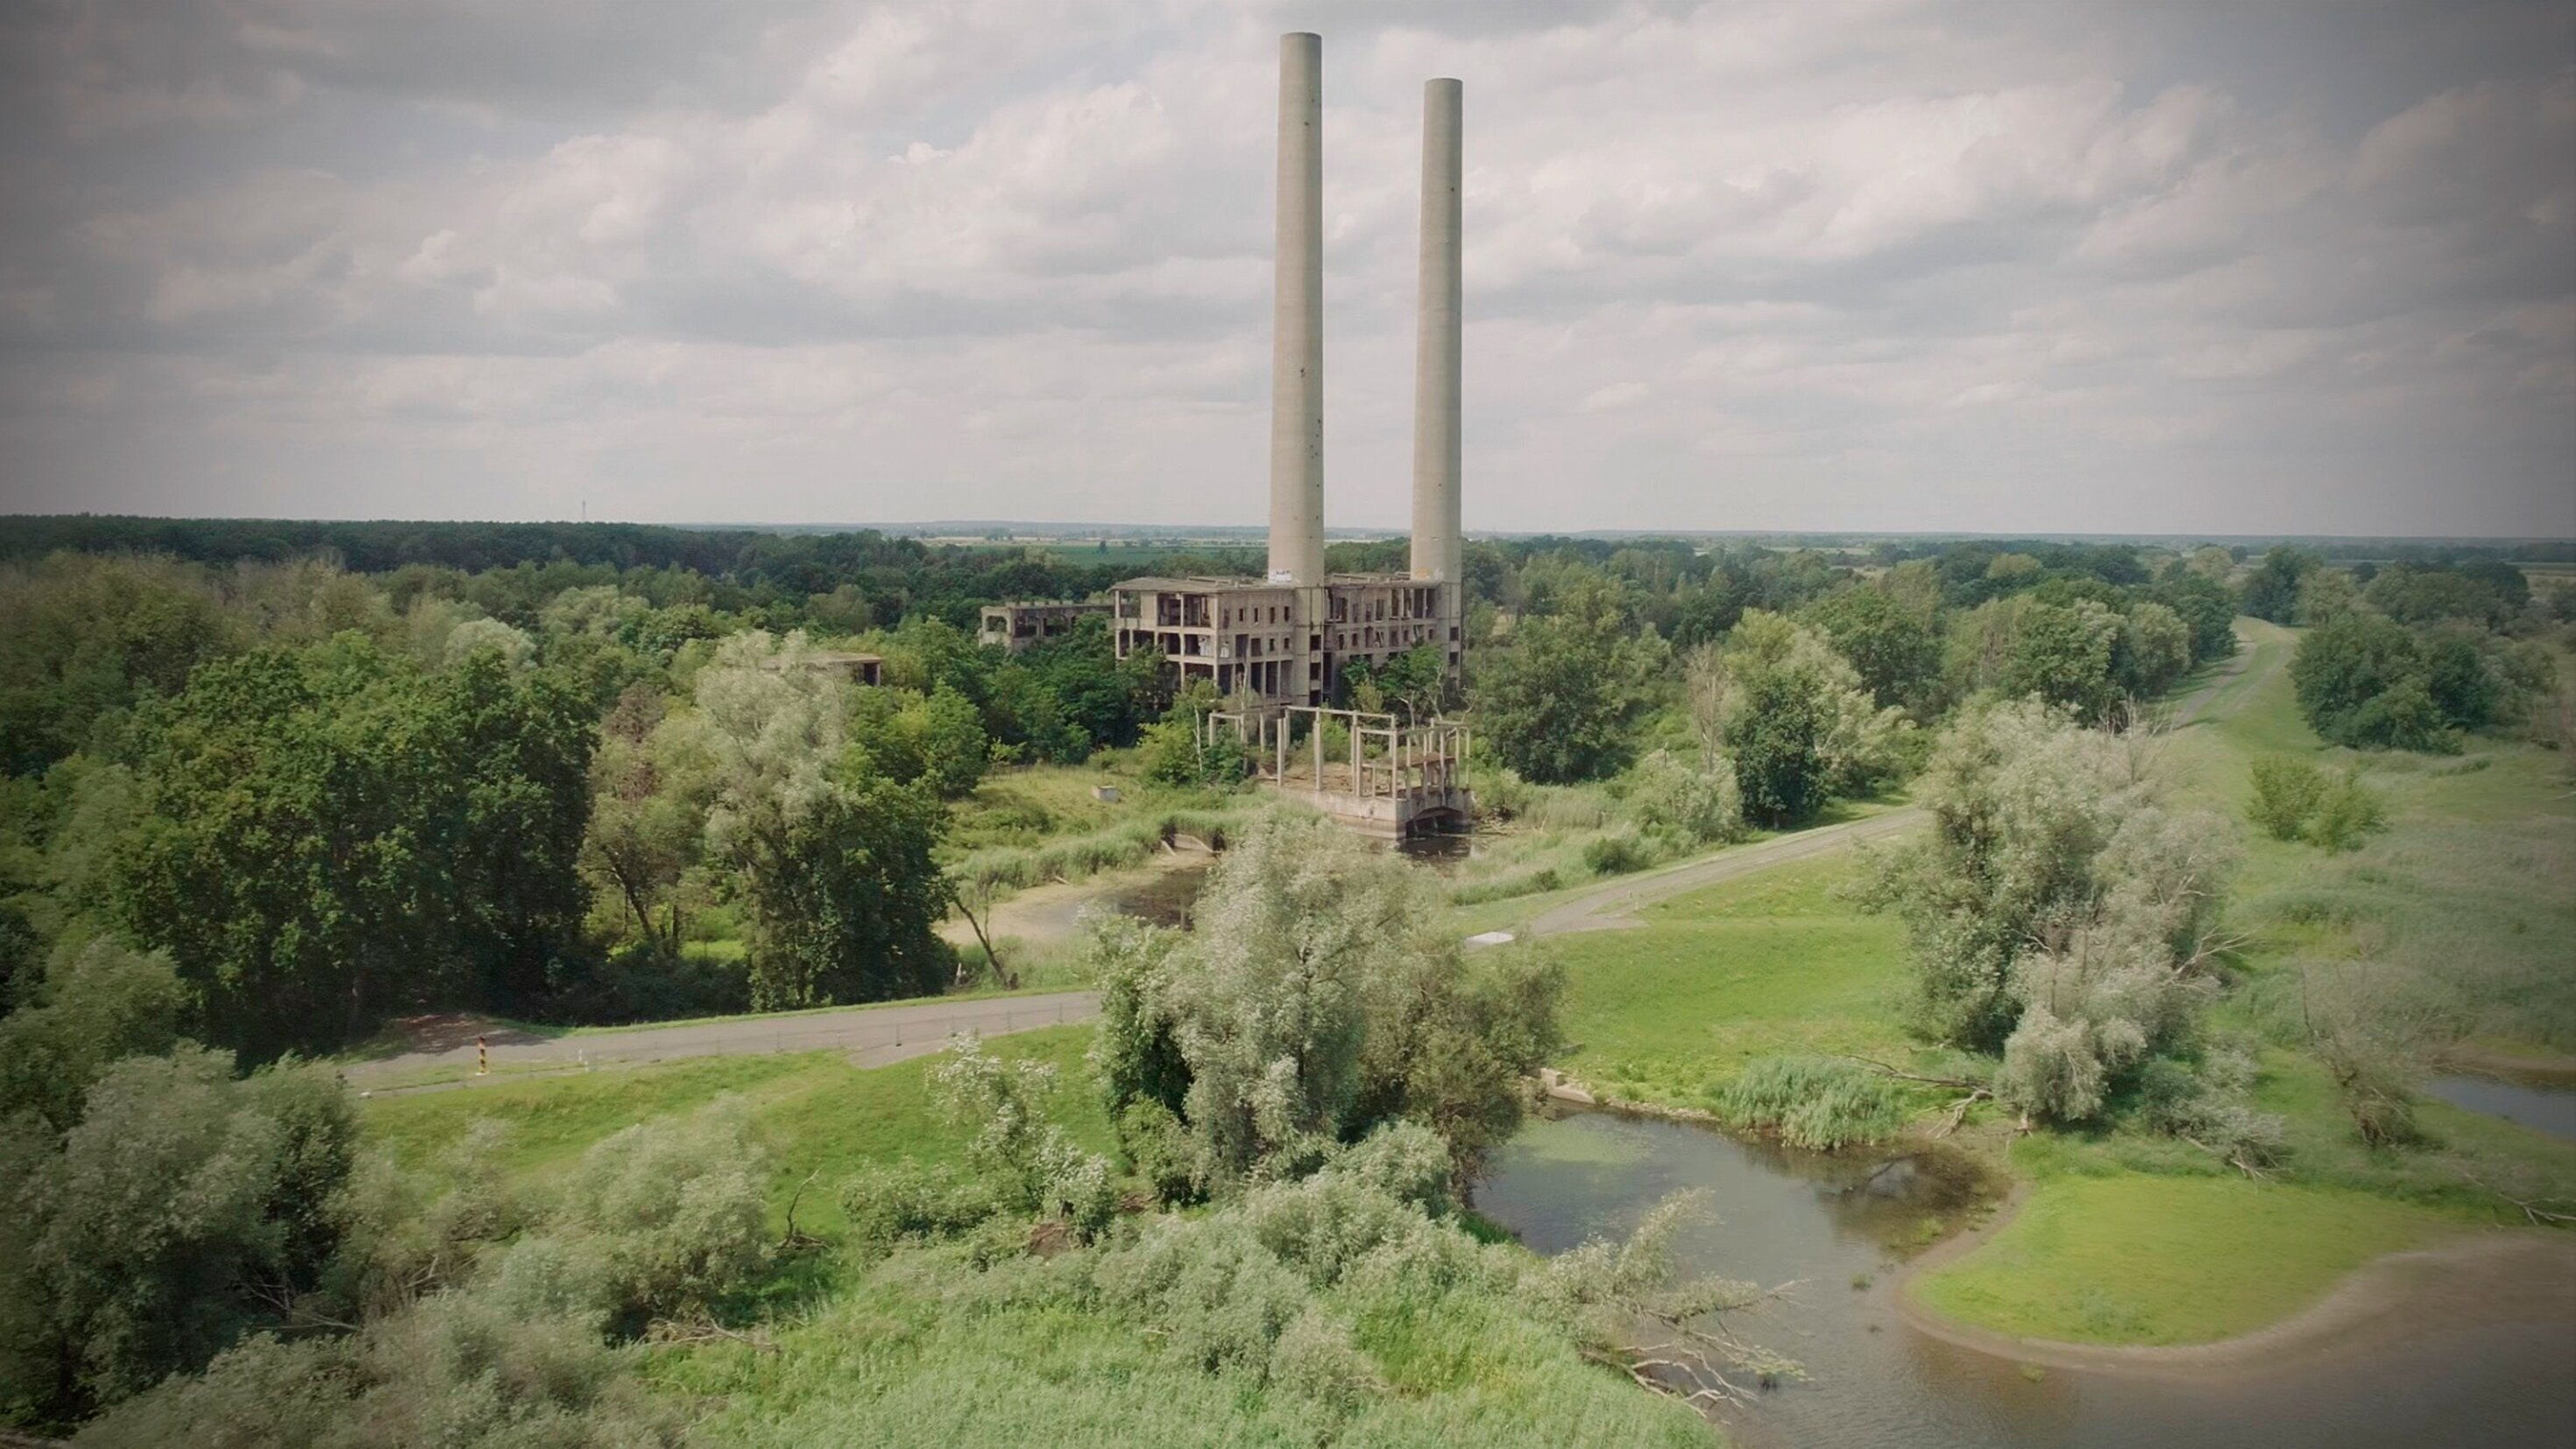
1527, 808, 1928, 937
348, 990, 1100, 1093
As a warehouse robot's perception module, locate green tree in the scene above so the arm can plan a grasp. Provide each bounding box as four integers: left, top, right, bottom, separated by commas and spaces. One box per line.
1802, 587, 1940, 711
0, 554, 243, 777
2240, 545, 2321, 624
1863, 699, 2233, 1069
1700, 611, 1908, 826
2287, 610, 2493, 752
691, 632, 950, 1010
577, 688, 708, 960
2121, 601, 2193, 699
2148, 572, 2240, 665
1, 1049, 357, 1424
1474, 575, 1661, 785
0, 941, 185, 1133
2002, 600, 2125, 724
114, 637, 596, 1057
1086, 812, 1560, 1196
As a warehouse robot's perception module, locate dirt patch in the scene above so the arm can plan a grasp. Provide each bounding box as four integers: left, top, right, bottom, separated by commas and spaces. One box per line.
939, 845, 1213, 949
382, 1013, 552, 1055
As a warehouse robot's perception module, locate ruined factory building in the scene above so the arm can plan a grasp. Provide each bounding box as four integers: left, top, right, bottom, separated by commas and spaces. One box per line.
1110, 33, 1472, 839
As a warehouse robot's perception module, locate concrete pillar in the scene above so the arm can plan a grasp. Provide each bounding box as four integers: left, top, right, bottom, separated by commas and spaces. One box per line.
1410, 77, 1463, 587
1269, 33, 1327, 587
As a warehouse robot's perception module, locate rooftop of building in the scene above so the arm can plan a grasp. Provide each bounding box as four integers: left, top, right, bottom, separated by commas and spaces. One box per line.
1111, 571, 1434, 591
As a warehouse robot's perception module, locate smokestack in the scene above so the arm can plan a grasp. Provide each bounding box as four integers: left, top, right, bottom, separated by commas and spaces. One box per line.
1268, 32, 1326, 586
1409, 77, 1462, 584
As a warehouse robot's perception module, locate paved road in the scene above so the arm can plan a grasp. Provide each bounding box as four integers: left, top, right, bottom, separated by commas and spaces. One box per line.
349, 990, 1100, 1092
1526, 806, 1928, 937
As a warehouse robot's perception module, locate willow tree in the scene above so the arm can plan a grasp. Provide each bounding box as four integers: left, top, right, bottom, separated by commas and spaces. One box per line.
691, 631, 947, 1009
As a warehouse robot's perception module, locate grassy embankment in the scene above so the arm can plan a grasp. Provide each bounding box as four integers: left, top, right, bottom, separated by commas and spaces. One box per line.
357, 1028, 1720, 1445
1531, 620, 2576, 1347
363, 1027, 1112, 1242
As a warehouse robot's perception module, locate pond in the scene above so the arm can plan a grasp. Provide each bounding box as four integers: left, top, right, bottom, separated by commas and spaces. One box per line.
1099, 829, 1476, 933
1108, 863, 1207, 929
2427, 1073, 2576, 1142
1476, 1109, 2576, 1449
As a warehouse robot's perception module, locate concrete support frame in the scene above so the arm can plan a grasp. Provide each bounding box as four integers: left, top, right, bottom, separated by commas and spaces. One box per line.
1269, 32, 1327, 587
1410, 77, 1463, 588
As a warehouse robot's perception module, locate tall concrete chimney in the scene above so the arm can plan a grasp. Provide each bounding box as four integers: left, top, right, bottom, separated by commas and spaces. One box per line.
1268, 32, 1327, 586
1409, 77, 1463, 585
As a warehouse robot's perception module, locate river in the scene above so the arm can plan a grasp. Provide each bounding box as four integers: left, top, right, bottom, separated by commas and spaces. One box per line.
1476, 1109, 2576, 1449
2427, 1072, 2576, 1142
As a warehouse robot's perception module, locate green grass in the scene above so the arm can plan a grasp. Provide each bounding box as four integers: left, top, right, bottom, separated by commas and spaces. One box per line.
1546, 855, 1918, 1106
654, 1259, 1716, 1449
361, 1026, 1110, 1240
1531, 620, 2576, 1353
1910, 1173, 2464, 1346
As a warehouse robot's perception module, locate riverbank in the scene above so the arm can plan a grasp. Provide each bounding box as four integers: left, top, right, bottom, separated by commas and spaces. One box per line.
1896, 1178, 2576, 1376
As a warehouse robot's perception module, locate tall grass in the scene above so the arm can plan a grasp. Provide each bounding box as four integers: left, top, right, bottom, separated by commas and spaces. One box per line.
952, 806, 1254, 894
1716, 1056, 1909, 1151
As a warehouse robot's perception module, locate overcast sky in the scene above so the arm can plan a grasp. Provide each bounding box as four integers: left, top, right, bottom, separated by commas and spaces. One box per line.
0, 1, 2569, 537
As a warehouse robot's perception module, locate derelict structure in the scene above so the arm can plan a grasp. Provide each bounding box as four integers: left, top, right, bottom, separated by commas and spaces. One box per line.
1111, 33, 1473, 838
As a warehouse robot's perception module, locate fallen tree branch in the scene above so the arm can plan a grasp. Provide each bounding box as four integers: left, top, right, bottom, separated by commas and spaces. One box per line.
2180, 1134, 2270, 1180
1930, 1087, 1992, 1138
2459, 1170, 2576, 1226
646, 1314, 777, 1353
778, 1169, 826, 1251
1836, 1054, 1985, 1091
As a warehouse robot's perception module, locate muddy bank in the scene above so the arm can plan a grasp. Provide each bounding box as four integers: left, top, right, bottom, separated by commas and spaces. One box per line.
938, 846, 1211, 949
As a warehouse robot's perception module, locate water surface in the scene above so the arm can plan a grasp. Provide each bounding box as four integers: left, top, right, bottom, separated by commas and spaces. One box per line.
2427, 1073, 2576, 1142
1476, 1110, 2576, 1449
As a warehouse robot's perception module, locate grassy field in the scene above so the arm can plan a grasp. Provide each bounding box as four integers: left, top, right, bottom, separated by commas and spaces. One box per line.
363, 1026, 1110, 1240
1544, 856, 1917, 1106
1911, 1172, 2462, 1345
1533, 619, 2576, 1348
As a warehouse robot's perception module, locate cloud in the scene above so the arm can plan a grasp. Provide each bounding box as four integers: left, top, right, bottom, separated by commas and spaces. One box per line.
0, 0, 2568, 535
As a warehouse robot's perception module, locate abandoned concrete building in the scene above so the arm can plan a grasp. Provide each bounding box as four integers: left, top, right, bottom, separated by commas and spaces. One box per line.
1110, 34, 1472, 837
1112, 35, 1466, 716
980, 600, 1111, 653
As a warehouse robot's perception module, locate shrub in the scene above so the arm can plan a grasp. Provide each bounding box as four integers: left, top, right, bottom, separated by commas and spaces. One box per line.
2247, 757, 2325, 842
1115, 1099, 1200, 1207
1094, 1217, 1314, 1374
931, 1034, 1119, 1239
1718, 1057, 1907, 1150
836, 1159, 1002, 1255
79, 1295, 682, 1449
553, 1098, 770, 1322
2246, 757, 2388, 852
1582, 828, 1656, 877
2133, 1051, 2285, 1169
2304, 771, 2388, 852
1624, 749, 1744, 845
